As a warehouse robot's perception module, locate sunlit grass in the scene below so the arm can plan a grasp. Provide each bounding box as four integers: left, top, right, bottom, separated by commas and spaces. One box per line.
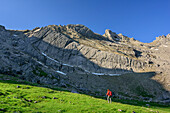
0, 78, 169, 113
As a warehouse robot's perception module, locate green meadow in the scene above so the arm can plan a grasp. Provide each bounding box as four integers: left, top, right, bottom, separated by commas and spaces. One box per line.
0, 75, 169, 113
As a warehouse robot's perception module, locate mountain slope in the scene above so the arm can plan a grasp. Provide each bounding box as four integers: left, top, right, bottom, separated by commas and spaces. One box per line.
0, 24, 170, 103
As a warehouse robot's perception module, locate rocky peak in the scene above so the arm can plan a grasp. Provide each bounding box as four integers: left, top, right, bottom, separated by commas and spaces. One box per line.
156, 35, 166, 39
32, 27, 40, 32
166, 34, 170, 38
103, 29, 120, 41
154, 34, 170, 45
155, 34, 170, 40
66, 24, 95, 38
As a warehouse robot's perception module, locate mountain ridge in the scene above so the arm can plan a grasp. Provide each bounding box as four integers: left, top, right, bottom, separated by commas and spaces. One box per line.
4, 24, 170, 44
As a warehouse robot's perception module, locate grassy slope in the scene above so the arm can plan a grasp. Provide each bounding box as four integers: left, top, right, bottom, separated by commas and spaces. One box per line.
0, 76, 170, 113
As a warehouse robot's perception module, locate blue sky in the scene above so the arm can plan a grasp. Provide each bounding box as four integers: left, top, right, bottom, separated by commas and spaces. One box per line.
0, 0, 169, 42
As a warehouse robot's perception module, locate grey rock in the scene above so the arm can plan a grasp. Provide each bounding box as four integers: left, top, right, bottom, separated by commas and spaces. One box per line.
42, 96, 46, 99
34, 101, 37, 103
16, 86, 20, 88
0, 25, 5, 31
103, 29, 119, 41
66, 24, 95, 38
53, 97, 58, 99
0, 24, 170, 103
28, 99, 32, 102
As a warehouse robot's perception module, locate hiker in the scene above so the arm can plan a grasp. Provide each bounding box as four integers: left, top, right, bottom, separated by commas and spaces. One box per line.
106, 89, 112, 103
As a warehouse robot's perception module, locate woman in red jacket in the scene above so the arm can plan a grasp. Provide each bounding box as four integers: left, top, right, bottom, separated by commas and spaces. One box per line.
106, 89, 112, 103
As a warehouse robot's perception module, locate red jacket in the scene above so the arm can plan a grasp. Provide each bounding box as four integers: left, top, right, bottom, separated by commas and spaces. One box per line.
106, 90, 112, 96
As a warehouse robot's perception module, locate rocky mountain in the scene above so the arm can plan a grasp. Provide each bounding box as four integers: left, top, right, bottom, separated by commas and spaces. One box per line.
0, 24, 169, 103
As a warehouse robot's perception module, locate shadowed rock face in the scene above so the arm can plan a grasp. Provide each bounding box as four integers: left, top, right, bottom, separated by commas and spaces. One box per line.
0, 24, 170, 103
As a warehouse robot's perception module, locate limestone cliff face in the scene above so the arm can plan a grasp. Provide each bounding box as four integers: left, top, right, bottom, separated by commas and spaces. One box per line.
0, 24, 170, 103
26, 25, 155, 73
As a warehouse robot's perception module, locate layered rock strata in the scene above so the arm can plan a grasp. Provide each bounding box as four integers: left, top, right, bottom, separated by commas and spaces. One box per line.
0, 24, 169, 103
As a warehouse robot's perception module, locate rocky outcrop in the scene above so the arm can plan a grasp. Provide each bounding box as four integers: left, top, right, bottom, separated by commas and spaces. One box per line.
0, 25, 5, 31
103, 29, 120, 41
66, 24, 95, 38
0, 24, 170, 103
